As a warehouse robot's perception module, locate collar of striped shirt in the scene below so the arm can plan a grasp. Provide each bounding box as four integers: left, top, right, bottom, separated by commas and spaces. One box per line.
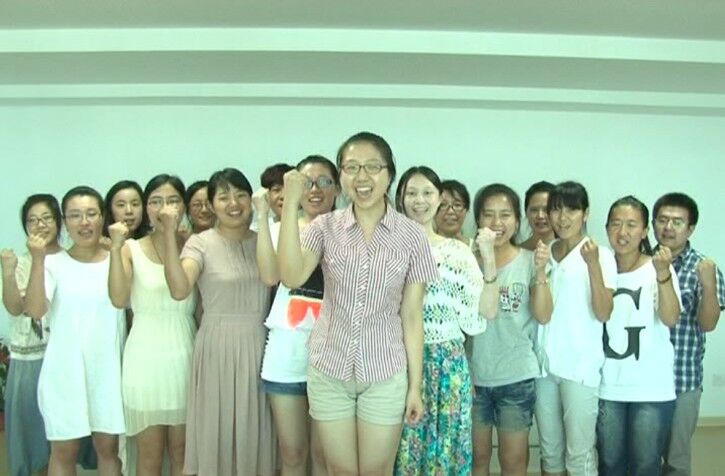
341, 202, 396, 231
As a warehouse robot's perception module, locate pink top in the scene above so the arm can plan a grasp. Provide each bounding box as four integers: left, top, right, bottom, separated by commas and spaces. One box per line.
302, 204, 438, 382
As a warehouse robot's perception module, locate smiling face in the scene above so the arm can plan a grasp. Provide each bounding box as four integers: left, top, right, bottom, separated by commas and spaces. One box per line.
339, 141, 391, 211
478, 194, 519, 247
111, 187, 143, 232
268, 183, 285, 220
435, 190, 467, 238
607, 204, 648, 256
188, 187, 214, 232
299, 162, 338, 220
653, 205, 694, 256
64, 195, 103, 247
526, 191, 552, 237
402, 173, 441, 227
549, 205, 587, 242
146, 183, 186, 231
211, 184, 252, 230
25, 202, 60, 245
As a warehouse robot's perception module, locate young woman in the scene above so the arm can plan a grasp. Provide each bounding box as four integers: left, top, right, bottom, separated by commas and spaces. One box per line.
185, 180, 214, 234
435, 179, 471, 244
393, 167, 497, 475
161, 168, 276, 475
104, 180, 148, 240
254, 155, 338, 476
25, 186, 126, 476
277, 132, 439, 475
1, 194, 62, 476
597, 196, 681, 476
534, 181, 617, 476
108, 174, 196, 476
468, 184, 553, 476
519, 181, 556, 251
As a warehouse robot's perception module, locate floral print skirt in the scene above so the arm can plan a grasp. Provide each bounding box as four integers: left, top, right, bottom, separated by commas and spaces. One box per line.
395, 338, 472, 475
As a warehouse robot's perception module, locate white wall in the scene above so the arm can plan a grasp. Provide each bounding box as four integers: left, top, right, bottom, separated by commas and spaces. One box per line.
1, 104, 724, 415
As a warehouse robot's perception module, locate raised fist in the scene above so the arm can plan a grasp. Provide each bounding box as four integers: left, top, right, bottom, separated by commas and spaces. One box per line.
252, 187, 271, 214
108, 221, 129, 249
282, 170, 308, 204
652, 245, 673, 274
0, 249, 18, 275
475, 227, 497, 258
580, 238, 599, 265
534, 239, 550, 270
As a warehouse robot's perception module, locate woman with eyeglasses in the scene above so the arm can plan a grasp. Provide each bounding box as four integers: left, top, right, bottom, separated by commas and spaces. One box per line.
254, 155, 339, 476
435, 179, 471, 245
534, 181, 617, 476
278, 132, 438, 475
520, 181, 556, 252
393, 166, 496, 475
24, 186, 126, 475
108, 174, 196, 476
1, 194, 62, 476
185, 180, 214, 234
597, 196, 680, 476
160, 168, 276, 476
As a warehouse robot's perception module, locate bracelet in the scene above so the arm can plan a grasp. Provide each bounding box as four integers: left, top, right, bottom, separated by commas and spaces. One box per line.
656, 273, 672, 284
483, 274, 497, 284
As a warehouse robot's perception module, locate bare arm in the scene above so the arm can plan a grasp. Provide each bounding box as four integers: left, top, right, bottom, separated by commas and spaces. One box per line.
160, 207, 200, 300
277, 170, 320, 289
107, 222, 134, 309
24, 235, 49, 320
582, 239, 613, 322
252, 188, 280, 286
401, 281, 426, 424
696, 259, 721, 332
1, 250, 23, 316
652, 248, 680, 328
530, 240, 553, 324
475, 229, 499, 320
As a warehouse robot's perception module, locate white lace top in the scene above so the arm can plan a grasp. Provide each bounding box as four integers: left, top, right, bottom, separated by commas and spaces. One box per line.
6, 252, 50, 360
423, 238, 487, 344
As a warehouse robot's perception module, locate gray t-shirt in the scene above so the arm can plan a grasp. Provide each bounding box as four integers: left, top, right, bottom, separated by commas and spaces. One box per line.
470, 248, 541, 387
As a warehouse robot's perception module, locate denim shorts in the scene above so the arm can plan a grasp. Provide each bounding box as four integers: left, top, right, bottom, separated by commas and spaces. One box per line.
472, 378, 536, 432
262, 379, 307, 396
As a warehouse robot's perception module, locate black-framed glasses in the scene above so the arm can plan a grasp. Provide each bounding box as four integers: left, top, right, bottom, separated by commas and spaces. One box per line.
439, 201, 466, 213
26, 214, 55, 227
305, 176, 335, 190
340, 163, 387, 175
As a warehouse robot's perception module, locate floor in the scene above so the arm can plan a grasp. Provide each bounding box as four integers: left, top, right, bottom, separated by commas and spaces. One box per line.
0, 426, 723, 475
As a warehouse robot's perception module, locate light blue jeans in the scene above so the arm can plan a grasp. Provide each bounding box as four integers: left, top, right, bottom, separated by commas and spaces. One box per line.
597, 399, 675, 476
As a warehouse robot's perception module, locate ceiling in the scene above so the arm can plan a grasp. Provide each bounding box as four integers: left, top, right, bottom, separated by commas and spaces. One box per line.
1, 0, 724, 114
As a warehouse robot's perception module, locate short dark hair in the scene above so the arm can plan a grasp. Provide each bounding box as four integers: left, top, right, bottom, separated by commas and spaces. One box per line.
260, 163, 294, 189
524, 181, 555, 210
652, 192, 699, 226
473, 183, 522, 245
62, 186, 104, 216
184, 180, 208, 208
21, 193, 62, 236
395, 166, 442, 213
440, 180, 470, 210
607, 195, 653, 255
547, 181, 589, 213
208, 168, 253, 202
104, 180, 148, 239
336, 131, 397, 191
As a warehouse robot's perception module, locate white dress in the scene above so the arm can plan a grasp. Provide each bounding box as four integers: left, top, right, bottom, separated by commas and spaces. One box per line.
38, 251, 126, 440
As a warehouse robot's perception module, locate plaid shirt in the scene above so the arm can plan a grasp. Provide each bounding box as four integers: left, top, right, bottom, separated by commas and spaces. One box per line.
668, 243, 725, 395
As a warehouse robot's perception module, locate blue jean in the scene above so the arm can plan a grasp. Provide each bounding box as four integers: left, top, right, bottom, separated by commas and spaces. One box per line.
597, 399, 675, 476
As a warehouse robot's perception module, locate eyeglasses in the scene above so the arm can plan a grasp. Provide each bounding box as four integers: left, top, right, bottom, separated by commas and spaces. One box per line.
340, 163, 387, 176
189, 200, 210, 211
26, 214, 55, 227
65, 210, 101, 223
304, 176, 335, 190
439, 201, 465, 213
654, 217, 688, 230
147, 196, 183, 208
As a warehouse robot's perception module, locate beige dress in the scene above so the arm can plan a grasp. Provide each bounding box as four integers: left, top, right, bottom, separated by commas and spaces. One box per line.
180, 228, 276, 476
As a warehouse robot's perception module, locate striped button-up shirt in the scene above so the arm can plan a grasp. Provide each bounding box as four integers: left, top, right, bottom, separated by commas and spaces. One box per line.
667, 243, 725, 394
302, 204, 439, 382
